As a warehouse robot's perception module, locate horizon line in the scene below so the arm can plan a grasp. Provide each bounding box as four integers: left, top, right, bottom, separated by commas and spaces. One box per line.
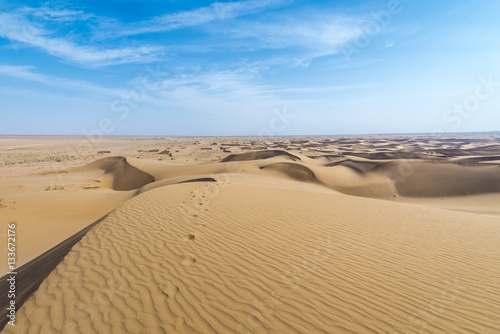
0, 130, 499, 138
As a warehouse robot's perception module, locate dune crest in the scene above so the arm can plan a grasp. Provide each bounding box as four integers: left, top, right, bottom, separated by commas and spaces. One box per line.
7, 180, 500, 333
260, 162, 317, 182
221, 149, 301, 162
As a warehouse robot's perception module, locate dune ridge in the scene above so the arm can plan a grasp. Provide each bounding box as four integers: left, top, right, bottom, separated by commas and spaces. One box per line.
6, 179, 500, 333
0, 213, 109, 331
221, 150, 301, 162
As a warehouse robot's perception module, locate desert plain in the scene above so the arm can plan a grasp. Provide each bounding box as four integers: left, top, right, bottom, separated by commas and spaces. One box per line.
0, 134, 499, 333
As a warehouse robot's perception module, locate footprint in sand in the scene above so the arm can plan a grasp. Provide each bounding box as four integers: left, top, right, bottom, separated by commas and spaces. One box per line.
162, 281, 179, 298
180, 255, 196, 266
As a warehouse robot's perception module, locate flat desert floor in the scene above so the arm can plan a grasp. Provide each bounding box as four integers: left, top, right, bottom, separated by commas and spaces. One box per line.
0, 135, 499, 333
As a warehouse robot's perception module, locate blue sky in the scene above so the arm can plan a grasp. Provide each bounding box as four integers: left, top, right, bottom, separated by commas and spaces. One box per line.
0, 0, 499, 136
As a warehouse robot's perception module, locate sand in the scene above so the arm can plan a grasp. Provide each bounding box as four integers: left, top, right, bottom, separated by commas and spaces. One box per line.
1, 134, 499, 333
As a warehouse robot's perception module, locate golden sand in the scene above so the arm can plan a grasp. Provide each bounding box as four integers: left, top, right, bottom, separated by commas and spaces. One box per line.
1, 135, 499, 333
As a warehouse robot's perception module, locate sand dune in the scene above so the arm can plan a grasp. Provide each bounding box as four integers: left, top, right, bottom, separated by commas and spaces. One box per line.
72, 156, 155, 191
6, 178, 500, 333
1, 135, 500, 333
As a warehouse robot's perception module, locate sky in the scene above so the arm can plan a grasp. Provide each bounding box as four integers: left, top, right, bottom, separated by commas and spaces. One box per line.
0, 0, 499, 136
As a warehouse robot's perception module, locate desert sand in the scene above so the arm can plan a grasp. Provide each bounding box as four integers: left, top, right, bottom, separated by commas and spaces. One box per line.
1, 134, 500, 333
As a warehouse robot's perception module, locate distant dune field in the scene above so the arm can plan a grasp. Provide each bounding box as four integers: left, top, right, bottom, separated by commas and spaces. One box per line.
1, 135, 499, 333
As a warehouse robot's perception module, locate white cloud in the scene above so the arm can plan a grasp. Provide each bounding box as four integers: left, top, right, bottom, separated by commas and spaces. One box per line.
0, 1, 291, 66
0, 2, 365, 68
213, 15, 363, 54
0, 11, 164, 66
194, 13, 367, 66
23, 6, 94, 22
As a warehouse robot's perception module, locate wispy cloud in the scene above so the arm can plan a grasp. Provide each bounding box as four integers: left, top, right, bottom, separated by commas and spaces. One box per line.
122, 65, 295, 116
0, 1, 293, 66
0, 65, 122, 96
22, 6, 94, 22
205, 13, 365, 65
229, 17, 361, 49
0, 64, 288, 115
0, 11, 164, 66
266, 83, 380, 93
0, 86, 104, 106
103, 0, 290, 38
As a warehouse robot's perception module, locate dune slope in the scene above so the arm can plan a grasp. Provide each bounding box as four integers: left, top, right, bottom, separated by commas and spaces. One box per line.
7, 178, 500, 333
